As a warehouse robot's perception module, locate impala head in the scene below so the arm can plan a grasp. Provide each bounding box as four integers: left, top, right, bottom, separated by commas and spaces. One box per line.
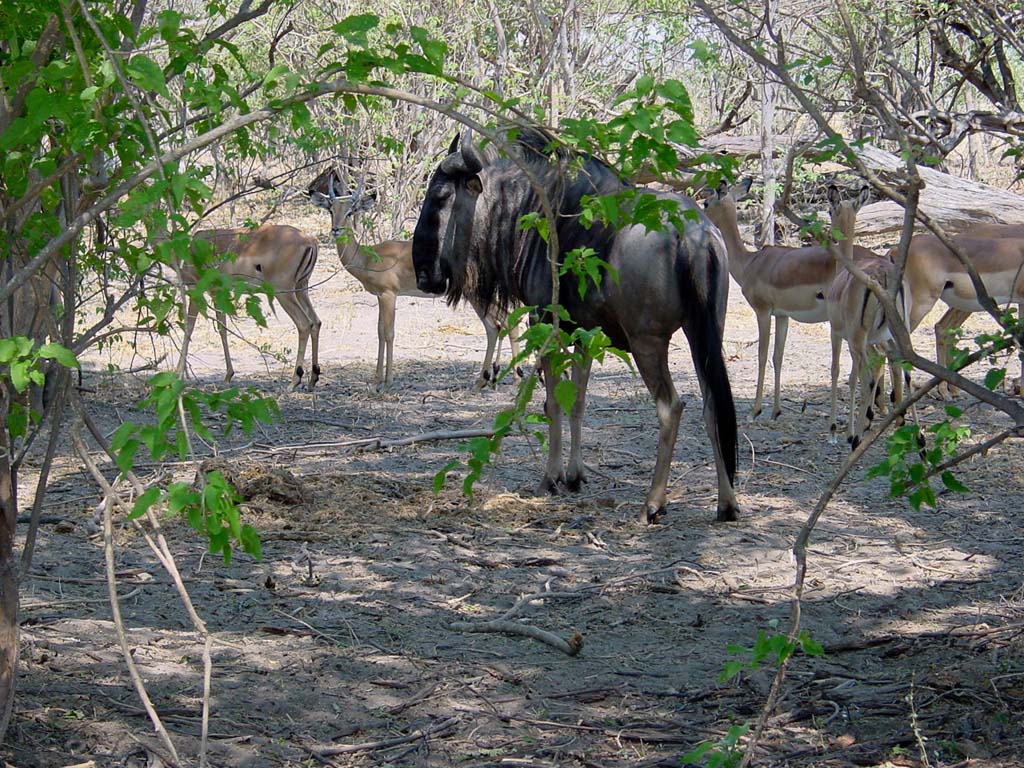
412, 130, 487, 297
308, 172, 375, 238
827, 183, 871, 243
703, 177, 754, 218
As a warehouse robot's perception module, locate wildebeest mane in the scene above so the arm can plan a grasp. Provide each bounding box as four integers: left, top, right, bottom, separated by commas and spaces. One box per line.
450, 128, 629, 318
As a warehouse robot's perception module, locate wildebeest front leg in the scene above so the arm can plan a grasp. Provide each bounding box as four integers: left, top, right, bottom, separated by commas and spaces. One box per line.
565, 351, 593, 491
538, 355, 565, 494
632, 339, 683, 524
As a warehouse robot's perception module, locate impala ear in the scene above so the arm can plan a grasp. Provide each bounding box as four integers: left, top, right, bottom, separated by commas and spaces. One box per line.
856, 185, 871, 211
826, 183, 842, 209
736, 177, 754, 201
309, 190, 330, 210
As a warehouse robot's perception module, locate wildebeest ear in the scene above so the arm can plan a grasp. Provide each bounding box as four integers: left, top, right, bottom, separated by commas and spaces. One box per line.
447, 133, 460, 155
466, 176, 483, 195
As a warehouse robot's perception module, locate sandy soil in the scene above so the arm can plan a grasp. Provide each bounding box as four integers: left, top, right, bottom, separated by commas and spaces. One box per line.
5, 208, 1023, 767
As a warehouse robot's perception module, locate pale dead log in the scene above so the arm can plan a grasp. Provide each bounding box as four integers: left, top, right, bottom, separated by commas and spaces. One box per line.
854, 145, 1024, 236
697, 136, 1024, 237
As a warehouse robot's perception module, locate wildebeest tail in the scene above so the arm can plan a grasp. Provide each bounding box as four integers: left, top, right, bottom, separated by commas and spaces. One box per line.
678, 245, 738, 484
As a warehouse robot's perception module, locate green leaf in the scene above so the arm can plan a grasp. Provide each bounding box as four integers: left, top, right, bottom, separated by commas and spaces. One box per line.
37, 343, 80, 369
984, 368, 1006, 390
130, 488, 162, 520
126, 54, 168, 97
554, 379, 577, 415
434, 460, 461, 493
940, 471, 969, 493
10, 361, 30, 392
332, 13, 380, 46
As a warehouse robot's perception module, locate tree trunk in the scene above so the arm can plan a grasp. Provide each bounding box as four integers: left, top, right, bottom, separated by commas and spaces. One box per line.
756, 0, 778, 248
0, 404, 18, 742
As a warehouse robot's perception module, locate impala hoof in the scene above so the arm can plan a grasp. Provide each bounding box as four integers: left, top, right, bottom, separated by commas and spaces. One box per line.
639, 504, 664, 525
306, 364, 321, 391
717, 504, 739, 522
565, 472, 586, 493
537, 475, 564, 496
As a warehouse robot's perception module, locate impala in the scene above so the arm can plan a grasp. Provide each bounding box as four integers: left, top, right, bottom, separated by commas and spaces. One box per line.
178, 224, 321, 390
704, 179, 877, 420
902, 223, 1024, 396
826, 185, 912, 447
308, 173, 521, 390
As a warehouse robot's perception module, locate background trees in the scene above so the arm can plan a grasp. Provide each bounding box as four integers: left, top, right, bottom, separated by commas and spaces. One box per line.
1, 0, 1022, 760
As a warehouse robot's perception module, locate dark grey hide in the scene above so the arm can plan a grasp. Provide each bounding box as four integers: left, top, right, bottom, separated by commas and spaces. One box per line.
413, 130, 739, 523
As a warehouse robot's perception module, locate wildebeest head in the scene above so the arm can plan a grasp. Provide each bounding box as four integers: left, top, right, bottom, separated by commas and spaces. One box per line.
412, 131, 489, 301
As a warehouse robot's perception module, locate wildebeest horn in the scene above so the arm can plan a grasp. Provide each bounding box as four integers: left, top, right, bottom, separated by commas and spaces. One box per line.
459, 129, 484, 175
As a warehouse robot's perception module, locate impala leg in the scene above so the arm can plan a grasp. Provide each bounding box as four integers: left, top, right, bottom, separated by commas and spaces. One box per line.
846, 344, 861, 448
507, 318, 525, 380
278, 294, 310, 390
296, 290, 321, 389
565, 350, 593, 492
771, 314, 789, 419
376, 292, 397, 390
934, 308, 970, 398
214, 309, 234, 384
632, 337, 683, 524
888, 353, 905, 426
828, 329, 843, 444
474, 304, 499, 389
177, 298, 200, 380
538, 355, 565, 494
1015, 302, 1024, 396
750, 309, 771, 420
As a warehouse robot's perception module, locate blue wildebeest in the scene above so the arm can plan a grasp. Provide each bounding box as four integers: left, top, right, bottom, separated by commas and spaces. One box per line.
412, 129, 740, 524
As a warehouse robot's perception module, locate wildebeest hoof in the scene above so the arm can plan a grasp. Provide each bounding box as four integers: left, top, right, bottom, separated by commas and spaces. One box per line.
717, 504, 740, 523
639, 504, 664, 525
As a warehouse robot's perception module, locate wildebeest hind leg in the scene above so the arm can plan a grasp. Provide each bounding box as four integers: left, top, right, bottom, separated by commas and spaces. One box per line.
538, 355, 565, 494
632, 339, 682, 524
565, 351, 593, 491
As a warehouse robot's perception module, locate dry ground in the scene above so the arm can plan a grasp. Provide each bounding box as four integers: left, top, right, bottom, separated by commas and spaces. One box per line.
5, 213, 1024, 767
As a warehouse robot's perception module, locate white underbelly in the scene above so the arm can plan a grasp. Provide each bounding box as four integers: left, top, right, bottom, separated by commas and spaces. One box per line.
776, 304, 828, 323
941, 271, 1024, 311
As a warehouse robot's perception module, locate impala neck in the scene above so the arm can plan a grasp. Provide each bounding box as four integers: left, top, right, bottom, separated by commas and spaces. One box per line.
335, 229, 362, 269
830, 203, 857, 262
708, 200, 754, 281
